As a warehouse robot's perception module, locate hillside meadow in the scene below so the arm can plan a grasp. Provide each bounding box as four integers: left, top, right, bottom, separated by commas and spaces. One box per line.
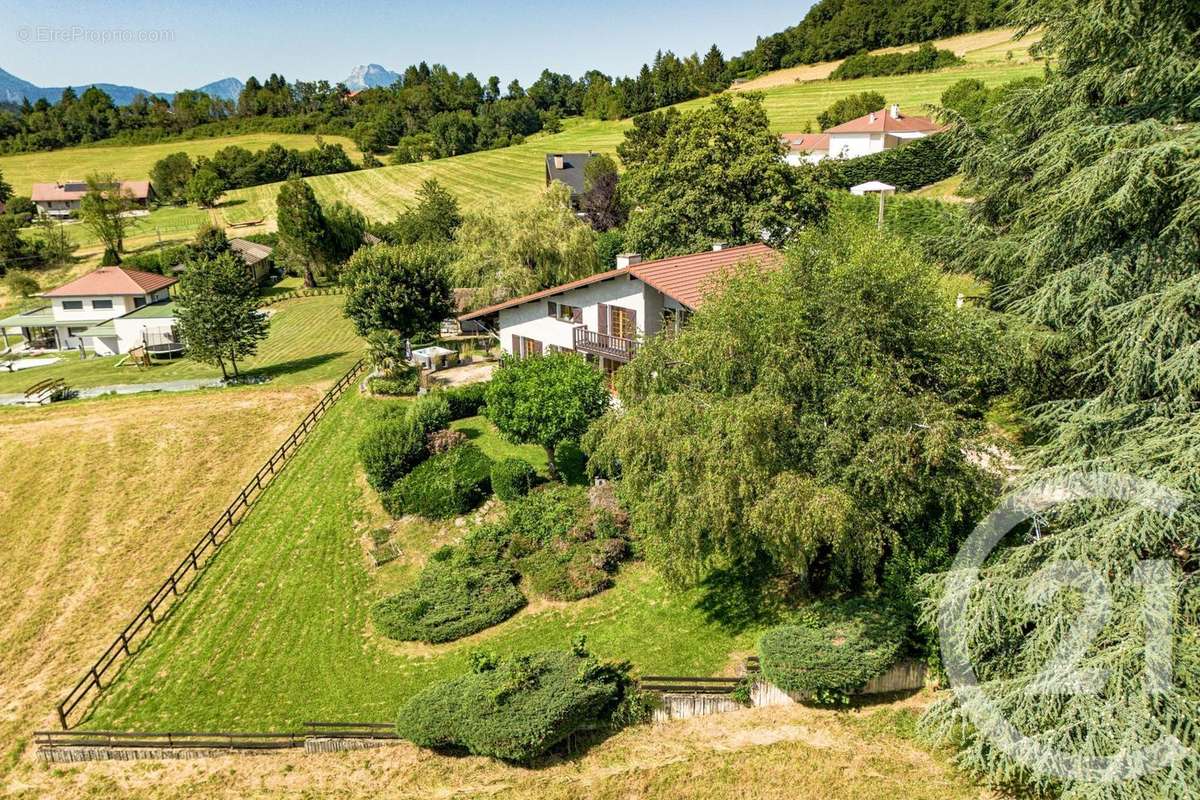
0, 132, 362, 196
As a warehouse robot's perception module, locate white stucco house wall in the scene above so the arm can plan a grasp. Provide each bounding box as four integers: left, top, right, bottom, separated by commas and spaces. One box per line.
0, 267, 176, 354
458, 243, 781, 375
782, 105, 944, 165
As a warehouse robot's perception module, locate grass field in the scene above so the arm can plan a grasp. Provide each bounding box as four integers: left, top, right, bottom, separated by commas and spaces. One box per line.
0, 385, 330, 787
81, 389, 764, 730
0, 133, 362, 197
0, 294, 362, 395
221, 57, 1042, 226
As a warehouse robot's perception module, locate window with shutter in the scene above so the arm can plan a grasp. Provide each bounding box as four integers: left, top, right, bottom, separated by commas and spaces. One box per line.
597, 303, 608, 335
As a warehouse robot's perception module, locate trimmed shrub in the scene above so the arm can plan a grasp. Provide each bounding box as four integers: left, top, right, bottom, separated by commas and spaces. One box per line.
385, 443, 492, 518
407, 391, 451, 433
369, 365, 420, 396
395, 648, 632, 761
758, 600, 904, 704
441, 381, 488, 420
359, 417, 428, 492
372, 549, 525, 643
491, 458, 537, 500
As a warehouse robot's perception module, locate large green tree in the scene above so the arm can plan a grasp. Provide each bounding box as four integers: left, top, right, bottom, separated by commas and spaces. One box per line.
585, 223, 998, 602
919, 3, 1200, 798
275, 176, 327, 287
378, 179, 463, 245
150, 152, 195, 202
340, 243, 452, 340
175, 250, 269, 379
485, 352, 610, 480
618, 95, 828, 257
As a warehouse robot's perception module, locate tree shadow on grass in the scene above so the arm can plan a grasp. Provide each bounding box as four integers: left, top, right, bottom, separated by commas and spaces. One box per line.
243, 351, 347, 382
691, 564, 787, 635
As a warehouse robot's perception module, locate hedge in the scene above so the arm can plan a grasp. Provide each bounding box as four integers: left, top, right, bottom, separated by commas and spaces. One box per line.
369, 372, 420, 397
491, 458, 537, 500
395, 648, 631, 761
371, 548, 525, 643
358, 416, 428, 492
552, 439, 587, 484
758, 600, 904, 703
825, 133, 959, 192
829, 43, 963, 81
384, 443, 492, 519
440, 381, 488, 420
407, 392, 451, 433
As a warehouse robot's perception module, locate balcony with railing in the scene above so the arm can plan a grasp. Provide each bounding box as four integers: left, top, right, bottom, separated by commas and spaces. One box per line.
573, 326, 637, 362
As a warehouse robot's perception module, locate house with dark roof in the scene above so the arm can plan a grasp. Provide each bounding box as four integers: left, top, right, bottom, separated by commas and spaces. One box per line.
30, 180, 155, 218
0, 267, 176, 353
545, 152, 598, 208
459, 243, 779, 375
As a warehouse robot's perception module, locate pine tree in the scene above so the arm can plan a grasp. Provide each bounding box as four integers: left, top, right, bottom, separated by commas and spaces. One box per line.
920, 3, 1200, 798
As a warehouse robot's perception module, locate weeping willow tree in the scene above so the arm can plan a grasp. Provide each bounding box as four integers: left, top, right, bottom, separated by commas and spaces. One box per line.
919, 2, 1200, 798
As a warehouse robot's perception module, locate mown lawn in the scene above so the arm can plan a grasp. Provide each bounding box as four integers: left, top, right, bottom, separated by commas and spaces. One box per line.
0, 294, 361, 394
221, 59, 1042, 225
83, 389, 762, 731
0, 132, 362, 197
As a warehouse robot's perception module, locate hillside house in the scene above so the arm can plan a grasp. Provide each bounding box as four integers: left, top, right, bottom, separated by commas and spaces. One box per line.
458, 243, 780, 376
30, 180, 155, 218
0, 267, 176, 354
545, 152, 597, 208
782, 105, 943, 164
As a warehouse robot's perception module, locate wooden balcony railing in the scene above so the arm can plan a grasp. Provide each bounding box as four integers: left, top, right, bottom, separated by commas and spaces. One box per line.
573, 326, 637, 362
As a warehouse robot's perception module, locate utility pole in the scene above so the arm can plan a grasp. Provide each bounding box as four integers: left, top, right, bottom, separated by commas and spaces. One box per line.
877, 189, 886, 230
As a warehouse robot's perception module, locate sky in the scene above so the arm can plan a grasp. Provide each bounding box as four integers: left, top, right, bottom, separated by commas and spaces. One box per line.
0, 0, 811, 91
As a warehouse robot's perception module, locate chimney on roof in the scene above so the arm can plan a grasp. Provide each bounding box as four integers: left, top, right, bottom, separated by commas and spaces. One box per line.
889, 104, 900, 119
615, 253, 641, 269
711, 242, 726, 251
868, 111, 876, 123
553, 154, 564, 170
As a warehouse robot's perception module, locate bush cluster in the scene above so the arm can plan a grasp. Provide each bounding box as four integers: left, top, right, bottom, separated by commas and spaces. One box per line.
369, 365, 421, 397
491, 458, 538, 500
384, 443, 492, 519
758, 600, 904, 703
359, 415, 429, 493
552, 439, 588, 484
371, 548, 525, 643
829, 42, 963, 81
395, 648, 632, 761
822, 134, 958, 192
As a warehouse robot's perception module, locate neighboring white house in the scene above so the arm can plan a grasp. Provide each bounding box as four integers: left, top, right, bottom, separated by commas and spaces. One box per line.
458, 243, 781, 376
781, 105, 943, 164
0, 267, 177, 354
30, 180, 155, 218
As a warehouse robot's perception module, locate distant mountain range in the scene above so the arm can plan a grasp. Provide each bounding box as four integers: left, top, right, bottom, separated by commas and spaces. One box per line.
0, 68, 246, 106
341, 64, 401, 91
0, 63, 405, 108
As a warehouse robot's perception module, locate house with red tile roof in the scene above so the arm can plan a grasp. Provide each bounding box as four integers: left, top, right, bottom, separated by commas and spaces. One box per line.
783, 105, 944, 165
458, 243, 780, 375
0, 267, 176, 354
30, 180, 155, 218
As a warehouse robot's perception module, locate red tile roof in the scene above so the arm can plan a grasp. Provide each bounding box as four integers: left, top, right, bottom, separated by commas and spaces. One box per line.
43, 267, 177, 298
780, 133, 830, 152
459, 243, 780, 319
824, 107, 944, 135
31, 180, 152, 202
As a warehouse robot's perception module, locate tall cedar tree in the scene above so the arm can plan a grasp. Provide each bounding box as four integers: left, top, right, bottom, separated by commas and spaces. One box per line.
618, 95, 828, 257
918, 3, 1200, 798
175, 250, 269, 379
275, 176, 326, 287
579, 154, 626, 232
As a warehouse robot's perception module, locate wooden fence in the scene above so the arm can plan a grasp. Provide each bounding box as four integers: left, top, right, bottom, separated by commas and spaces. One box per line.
54, 358, 367, 730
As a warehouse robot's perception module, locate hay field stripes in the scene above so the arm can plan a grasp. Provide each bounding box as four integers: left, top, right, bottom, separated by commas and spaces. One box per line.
223, 59, 1041, 225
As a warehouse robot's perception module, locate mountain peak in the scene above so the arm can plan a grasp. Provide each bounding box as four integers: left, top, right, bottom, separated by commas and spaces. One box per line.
342, 64, 400, 91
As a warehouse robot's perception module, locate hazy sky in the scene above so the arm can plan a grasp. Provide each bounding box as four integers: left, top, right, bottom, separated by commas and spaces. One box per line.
0, 0, 811, 91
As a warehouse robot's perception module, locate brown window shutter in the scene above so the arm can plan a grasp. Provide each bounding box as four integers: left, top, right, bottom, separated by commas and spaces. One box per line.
572, 306, 583, 324
597, 303, 608, 335
511, 334, 520, 356
547, 301, 557, 317
531, 339, 542, 355
628, 308, 637, 334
